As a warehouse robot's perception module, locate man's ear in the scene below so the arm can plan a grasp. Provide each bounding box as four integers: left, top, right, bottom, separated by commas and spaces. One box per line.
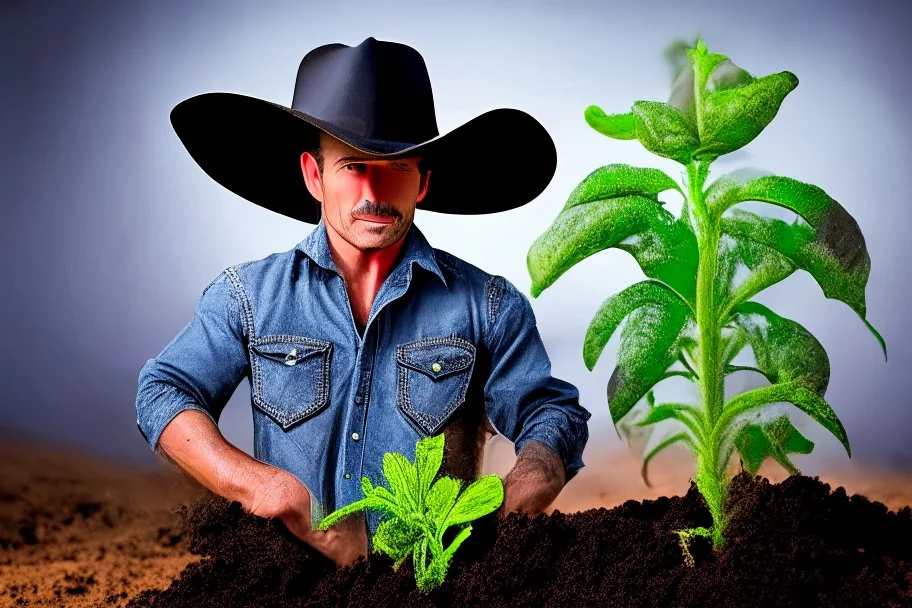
300, 152, 324, 203
416, 168, 431, 204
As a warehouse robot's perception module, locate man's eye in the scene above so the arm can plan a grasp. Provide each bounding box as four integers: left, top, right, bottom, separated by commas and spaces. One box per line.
344, 163, 366, 172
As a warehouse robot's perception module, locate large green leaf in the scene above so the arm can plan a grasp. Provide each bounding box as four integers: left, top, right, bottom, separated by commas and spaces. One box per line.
666, 38, 796, 161
668, 42, 752, 121
636, 402, 707, 446
734, 414, 815, 476
715, 232, 796, 319
717, 202, 885, 359
631, 101, 700, 164
685, 38, 730, 95
606, 300, 694, 425
442, 475, 504, 529
731, 301, 830, 393
694, 71, 798, 160
584, 106, 637, 140
527, 194, 698, 304
641, 431, 696, 487
414, 434, 444, 508
720, 324, 751, 370
583, 279, 691, 370
562, 164, 681, 212
715, 301, 850, 457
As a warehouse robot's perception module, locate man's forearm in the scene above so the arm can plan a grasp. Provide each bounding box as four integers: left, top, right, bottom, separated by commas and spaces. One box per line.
498, 440, 566, 518
156, 408, 273, 506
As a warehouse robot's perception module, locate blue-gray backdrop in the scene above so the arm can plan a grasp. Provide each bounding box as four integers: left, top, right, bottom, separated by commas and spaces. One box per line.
2, 0, 909, 473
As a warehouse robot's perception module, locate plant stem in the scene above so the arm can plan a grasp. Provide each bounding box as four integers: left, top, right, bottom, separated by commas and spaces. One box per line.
687, 159, 729, 550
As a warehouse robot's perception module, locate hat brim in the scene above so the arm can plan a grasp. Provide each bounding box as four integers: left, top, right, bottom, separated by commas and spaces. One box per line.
170, 92, 557, 224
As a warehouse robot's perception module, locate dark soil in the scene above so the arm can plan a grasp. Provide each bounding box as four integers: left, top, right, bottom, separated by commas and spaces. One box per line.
125, 472, 912, 608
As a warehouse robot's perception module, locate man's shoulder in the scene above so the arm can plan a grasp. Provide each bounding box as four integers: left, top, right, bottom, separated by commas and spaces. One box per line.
430, 247, 523, 305
209, 245, 304, 293
229, 247, 297, 272
432, 247, 493, 285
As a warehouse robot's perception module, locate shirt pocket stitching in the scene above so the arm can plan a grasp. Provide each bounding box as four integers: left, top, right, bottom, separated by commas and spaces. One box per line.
395, 335, 476, 436
249, 334, 332, 429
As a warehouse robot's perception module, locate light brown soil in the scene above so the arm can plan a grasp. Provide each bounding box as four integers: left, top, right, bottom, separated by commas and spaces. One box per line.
0, 437, 204, 607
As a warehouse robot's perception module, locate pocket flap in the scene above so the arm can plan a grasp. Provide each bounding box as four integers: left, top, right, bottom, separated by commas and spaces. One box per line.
397, 340, 474, 381
251, 337, 330, 366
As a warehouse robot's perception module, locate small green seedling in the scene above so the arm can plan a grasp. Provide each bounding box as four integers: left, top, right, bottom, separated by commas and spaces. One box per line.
317, 433, 504, 592
526, 35, 886, 563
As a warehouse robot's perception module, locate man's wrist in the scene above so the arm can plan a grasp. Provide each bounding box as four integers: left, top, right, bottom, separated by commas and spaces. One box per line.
216, 450, 276, 506
499, 440, 566, 516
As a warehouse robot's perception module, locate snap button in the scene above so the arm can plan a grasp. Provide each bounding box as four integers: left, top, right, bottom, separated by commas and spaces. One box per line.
284, 348, 298, 366
344, 473, 351, 479
355, 395, 362, 404
431, 361, 442, 373
352, 432, 360, 442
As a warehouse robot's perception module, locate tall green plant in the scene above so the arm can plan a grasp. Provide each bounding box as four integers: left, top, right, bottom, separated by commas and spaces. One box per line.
317, 433, 503, 591
526, 36, 886, 563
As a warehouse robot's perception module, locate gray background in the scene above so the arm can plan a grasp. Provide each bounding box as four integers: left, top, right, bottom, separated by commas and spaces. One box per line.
2, 0, 909, 474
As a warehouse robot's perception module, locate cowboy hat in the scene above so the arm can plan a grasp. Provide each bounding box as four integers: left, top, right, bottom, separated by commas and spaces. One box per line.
169, 36, 557, 224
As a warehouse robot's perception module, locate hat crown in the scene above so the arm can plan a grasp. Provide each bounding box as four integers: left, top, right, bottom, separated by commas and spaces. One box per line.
291, 37, 439, 145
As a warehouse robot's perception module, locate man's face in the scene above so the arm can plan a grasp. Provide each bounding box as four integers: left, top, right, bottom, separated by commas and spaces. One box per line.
300, 132, 430, 252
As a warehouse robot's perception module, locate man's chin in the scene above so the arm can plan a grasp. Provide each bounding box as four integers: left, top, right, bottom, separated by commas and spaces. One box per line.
352, 226, 405, 250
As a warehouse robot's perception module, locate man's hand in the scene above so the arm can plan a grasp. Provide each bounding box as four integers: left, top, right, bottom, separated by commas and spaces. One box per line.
244, 467, 367, 568
496, 440, 566, 521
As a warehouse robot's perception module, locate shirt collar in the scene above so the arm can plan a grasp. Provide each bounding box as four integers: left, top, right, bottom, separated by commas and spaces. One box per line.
295, 217, 448, 288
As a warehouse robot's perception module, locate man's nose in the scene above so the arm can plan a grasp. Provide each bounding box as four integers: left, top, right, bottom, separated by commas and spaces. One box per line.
361, 167, 390, 204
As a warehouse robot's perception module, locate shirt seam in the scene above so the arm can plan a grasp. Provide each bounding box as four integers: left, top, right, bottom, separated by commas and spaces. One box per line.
225, 265, 255, 341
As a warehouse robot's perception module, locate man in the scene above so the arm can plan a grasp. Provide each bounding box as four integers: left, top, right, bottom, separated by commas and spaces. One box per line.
136, 37, 590, 568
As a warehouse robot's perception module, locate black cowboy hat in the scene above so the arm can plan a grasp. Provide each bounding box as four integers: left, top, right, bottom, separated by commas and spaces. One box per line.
169, 36, 557, 224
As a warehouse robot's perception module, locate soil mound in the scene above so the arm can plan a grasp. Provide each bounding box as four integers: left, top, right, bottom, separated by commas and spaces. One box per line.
126, 472, 912, 608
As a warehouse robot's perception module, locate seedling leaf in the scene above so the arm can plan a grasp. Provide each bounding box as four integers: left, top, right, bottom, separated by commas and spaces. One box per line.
414, 433, 445, 507
383, 452, 419, 512
442, 475, 504, 529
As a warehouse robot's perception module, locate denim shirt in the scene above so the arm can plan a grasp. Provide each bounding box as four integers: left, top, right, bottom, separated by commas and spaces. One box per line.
135, 218, 590, 544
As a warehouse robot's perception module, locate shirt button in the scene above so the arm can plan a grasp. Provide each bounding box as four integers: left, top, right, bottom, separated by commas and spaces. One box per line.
352, 432, 360, 442
431, 362, 442, 373
355, 395, 362, 404
344, 473, 351, 479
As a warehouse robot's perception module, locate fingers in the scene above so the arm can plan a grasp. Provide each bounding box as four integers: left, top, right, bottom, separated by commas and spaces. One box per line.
300, 517, 368, 567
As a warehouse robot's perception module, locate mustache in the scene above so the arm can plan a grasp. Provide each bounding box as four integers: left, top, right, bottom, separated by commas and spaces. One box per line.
352, 200, 401, 219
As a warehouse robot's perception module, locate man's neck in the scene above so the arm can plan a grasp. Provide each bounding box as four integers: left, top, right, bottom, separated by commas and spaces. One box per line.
323, 221, 409, 329
324, 223, 408, 286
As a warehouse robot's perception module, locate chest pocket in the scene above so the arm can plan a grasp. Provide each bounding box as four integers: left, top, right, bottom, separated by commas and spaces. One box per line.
249, 335, 332, 429
396, 336, 476, 436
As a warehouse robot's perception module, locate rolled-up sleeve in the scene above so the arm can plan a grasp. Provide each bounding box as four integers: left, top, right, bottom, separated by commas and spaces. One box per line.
482, 276, 591, 483
136, 270, 249, 452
